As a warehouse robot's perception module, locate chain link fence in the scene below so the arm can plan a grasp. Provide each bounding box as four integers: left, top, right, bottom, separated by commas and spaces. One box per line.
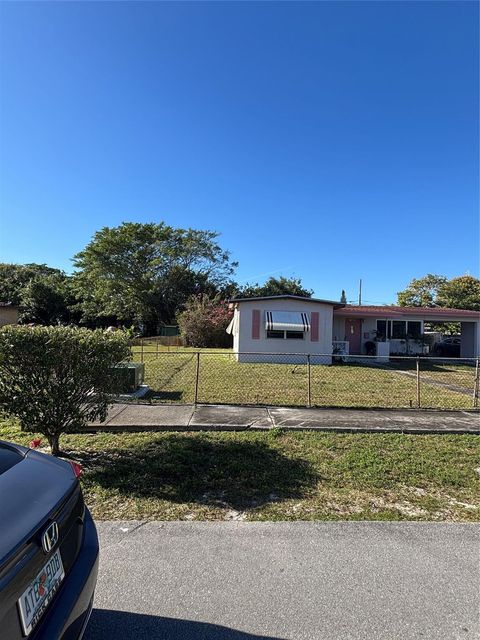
131, 347, 480, 410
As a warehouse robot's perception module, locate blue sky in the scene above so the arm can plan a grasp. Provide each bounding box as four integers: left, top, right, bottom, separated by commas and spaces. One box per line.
0, 1, 478, 304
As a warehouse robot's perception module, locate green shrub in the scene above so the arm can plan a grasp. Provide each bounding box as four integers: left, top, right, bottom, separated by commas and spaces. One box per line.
0, 325, 130, 454
177, 294, 233, 348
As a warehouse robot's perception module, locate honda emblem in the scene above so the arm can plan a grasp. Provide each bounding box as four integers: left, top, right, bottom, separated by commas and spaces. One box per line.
41, 522, 59, 554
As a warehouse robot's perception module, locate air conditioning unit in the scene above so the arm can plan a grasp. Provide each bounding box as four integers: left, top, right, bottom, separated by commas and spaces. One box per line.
110, 362, 145, 393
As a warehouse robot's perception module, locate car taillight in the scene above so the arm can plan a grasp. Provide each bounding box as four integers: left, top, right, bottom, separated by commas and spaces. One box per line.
69, 461, 83, 478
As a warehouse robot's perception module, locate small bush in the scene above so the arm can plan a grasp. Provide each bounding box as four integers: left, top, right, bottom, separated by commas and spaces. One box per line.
0, 325, 130, 454
177, 295, 233, 348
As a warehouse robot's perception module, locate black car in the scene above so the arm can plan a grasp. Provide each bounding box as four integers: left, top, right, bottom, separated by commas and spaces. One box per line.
0, 441, 99, 639
433, 336, 461, 357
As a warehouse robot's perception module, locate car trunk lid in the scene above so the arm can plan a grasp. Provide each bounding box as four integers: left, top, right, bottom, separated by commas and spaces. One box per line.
0, 446, 86, 639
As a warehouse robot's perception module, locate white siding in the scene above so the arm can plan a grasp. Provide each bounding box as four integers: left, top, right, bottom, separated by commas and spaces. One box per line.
235, 299, 334, 363
332, 316, 344, 341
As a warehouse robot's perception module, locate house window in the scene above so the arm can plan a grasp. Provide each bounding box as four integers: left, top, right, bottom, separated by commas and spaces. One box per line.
376, 320, 387, 341
266, 330, 284, 339
391, 321, 406, 339
266, 330, 305, 340
286, 331, 304, 340
407, 321, 421, 337
376, 320, 422, 340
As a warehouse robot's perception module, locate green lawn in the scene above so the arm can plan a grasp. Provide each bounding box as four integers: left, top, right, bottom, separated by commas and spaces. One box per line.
389, 359, 476, 385
132, 350, 477, 409
1, 417, 478, 522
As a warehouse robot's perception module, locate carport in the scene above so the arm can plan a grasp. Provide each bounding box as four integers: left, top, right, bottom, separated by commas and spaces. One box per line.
332, 305, 480, 358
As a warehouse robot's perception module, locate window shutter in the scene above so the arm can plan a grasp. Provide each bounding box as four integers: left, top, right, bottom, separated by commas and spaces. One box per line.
310, 312, 319, 342
252, 309, 261, 339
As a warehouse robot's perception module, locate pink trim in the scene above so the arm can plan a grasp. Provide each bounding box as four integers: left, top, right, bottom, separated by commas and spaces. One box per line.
252, 309, 260, 339
310, 312, 319, 342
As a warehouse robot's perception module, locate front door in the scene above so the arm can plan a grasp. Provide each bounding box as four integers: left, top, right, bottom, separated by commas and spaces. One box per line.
345, 318, 362, 354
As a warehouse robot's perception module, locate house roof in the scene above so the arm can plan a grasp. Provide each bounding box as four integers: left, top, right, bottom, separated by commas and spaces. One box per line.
334, 304, 480, 319
229, 296, 480, 319
229, 294, 341, 306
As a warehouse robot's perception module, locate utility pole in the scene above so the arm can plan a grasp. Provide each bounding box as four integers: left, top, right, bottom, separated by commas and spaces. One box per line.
358, 279, 362, 305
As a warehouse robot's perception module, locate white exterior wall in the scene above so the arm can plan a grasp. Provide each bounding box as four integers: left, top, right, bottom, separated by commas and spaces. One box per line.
332, 316, 344, 341
235, 299, 334, 364
360, 318, 377, 351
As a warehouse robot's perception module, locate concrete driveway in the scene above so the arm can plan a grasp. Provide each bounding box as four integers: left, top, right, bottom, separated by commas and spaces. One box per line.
85, 521, 479, 640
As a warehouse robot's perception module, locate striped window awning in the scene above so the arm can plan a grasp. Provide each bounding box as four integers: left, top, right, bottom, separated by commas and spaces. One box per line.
265, 311, 311, 332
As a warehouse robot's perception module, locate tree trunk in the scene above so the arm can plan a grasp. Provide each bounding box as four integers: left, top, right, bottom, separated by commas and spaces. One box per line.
48, 434, 60, 456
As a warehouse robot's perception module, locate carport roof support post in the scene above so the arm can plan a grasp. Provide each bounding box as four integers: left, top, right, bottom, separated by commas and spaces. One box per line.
474, 358, 479, 409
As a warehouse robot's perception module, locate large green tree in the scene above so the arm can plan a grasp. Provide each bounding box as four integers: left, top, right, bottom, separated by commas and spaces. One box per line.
0, 263, 77, 324
397, 274, 480, 311
20, 272, 80, 325
0, 263, 59, 306
239, 276, 313, 298
397, 274, 448, 307
72, 222, 237, 332
436, 275, 480, 311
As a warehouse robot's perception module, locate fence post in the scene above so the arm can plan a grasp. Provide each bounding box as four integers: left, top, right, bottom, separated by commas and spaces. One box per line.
416, 356, 421, 408
141, 338, 144, 364
473, 357, 479, 409
307, 354, 311, 408
194, 351, 200, 405
156, 338, 159, 356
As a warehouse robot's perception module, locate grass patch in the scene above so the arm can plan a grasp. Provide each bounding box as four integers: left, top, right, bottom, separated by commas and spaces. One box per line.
132, 351, 476, 409
1, 418, 478, 522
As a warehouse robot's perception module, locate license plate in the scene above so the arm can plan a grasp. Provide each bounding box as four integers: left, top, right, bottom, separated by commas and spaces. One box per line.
18, 548, 65, 636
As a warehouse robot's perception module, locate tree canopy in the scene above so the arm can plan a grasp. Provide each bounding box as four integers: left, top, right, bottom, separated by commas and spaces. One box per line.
72, 222, 237, 331
397, 274, 480, 310
239, 276, 313, 298
436, 275, 480, 311
397, 274, 448, 307
0, 263, 60, 306
0, 263, 77, 325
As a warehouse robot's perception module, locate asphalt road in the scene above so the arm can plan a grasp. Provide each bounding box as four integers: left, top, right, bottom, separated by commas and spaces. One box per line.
85, 522, 480, 640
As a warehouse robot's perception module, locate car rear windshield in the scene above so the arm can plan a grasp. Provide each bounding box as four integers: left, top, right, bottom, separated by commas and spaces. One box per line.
0, 445, 23, 475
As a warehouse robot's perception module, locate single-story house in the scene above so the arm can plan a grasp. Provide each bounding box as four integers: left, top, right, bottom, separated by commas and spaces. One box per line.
227, 295, 338, 363
226, 295, 480, 363
0, 302, 19, 327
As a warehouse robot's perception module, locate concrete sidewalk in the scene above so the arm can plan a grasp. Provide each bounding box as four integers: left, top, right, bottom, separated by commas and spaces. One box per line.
86, 403, 480, 434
